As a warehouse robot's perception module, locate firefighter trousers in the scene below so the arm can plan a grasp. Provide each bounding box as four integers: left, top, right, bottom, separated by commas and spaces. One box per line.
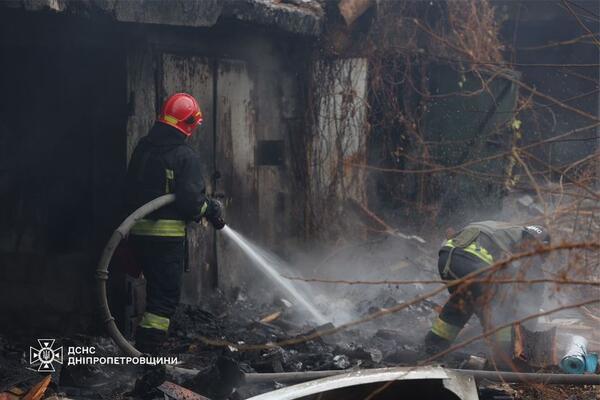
425, 248, 498, 353
130, 235, 185, 354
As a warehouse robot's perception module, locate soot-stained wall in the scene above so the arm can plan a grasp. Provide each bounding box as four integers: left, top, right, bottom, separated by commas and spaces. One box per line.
0, 9, 128, 336
123, 22, 311, 311
0, 7, 313, 335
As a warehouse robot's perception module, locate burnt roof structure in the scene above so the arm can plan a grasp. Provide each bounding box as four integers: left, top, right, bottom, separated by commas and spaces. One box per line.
4, 0, 325, 35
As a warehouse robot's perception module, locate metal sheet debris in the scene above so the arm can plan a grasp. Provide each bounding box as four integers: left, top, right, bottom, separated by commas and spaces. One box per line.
244, 366, 479, 400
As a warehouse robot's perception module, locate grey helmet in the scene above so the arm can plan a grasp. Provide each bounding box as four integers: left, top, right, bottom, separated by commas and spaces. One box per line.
523, 225, 551, 245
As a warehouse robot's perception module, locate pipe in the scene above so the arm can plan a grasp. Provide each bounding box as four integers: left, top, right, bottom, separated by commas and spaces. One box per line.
461, 369, 600, 385
242, 369, 600, 386
95, 194, 176, 357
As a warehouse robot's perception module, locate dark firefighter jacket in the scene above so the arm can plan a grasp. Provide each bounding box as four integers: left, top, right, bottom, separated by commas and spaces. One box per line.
442, 220, 528, 267
126, 122, 208, 237
430, 221, 533, 344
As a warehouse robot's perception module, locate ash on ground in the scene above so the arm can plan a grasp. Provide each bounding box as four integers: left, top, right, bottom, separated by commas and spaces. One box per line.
163, 288, 478, 398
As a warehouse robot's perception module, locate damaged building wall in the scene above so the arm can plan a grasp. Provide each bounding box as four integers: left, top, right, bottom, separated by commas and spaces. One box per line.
124, 27, 308, 304
125, 35, 316, 331
300, 1, 523, 237
306, 58, 370, 239
214, 59, 258, 293
0, 2, 317, 335
309, 1, 531, 236
4, 0, 323, 34
0, 9, 129, 335
303, 0, 598, 261
160, 53, 216, 306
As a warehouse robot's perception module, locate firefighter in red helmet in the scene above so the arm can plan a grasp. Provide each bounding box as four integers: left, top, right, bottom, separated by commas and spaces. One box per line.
158, 93, 204, 136
126, 93, 224, 355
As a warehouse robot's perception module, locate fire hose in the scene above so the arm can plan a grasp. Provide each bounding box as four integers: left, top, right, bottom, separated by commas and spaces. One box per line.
96, 195, 599, 386
96, 194, 176, 358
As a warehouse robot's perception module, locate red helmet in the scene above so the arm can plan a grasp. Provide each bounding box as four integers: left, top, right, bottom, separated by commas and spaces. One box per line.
158, 93, 203, 136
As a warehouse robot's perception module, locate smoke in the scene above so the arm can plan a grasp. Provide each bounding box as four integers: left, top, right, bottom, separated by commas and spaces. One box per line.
227, 221, 444, 334
290, 235, 440, 323
226, 179, 597, 357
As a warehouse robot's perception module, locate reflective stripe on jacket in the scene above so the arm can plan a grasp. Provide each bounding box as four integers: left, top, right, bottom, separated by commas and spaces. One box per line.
443, 238, 494, 265
131, 219, 186, 237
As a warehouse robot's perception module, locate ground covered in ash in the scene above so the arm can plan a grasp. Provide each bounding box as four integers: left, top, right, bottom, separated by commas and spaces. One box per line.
0, 288, 452, 400
1, 290, 598, 400
162, 288, 477, 398
167, 288, 445, 371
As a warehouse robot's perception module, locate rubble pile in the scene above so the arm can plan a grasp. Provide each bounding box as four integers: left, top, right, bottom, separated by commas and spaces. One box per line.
0, 285, 598, 400
166, 289, 442, 374
159, 290, 447, 397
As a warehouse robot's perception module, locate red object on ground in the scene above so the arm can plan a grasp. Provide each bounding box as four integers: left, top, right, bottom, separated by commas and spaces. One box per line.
113, 240, 142, 278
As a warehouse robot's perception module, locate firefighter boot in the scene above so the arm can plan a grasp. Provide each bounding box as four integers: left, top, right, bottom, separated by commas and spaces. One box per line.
133, 364, 167, 400
424, 330, 452, 356
133, 327, 168, 399
135, 326, 167, 355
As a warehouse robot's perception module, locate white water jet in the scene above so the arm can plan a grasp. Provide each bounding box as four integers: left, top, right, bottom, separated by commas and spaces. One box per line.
222, 225, 328, 325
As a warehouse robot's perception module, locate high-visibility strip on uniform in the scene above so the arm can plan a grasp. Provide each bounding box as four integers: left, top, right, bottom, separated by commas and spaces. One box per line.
200, 201, 208, 216
431, 317, 462, 341
139, 312, 170, 331
444, 239, 494, 265
131, 219, 186, 237
165, 169, 174, 193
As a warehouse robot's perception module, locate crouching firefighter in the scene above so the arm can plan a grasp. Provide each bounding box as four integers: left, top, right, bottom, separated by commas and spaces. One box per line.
424, 221, 550, 358
126, 93, 225, 355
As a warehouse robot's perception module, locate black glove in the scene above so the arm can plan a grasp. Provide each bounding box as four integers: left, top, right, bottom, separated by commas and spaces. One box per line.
205, 198, 225, 230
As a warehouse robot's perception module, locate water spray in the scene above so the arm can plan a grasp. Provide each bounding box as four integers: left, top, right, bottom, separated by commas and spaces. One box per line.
96, 195, 327, 358
221, 225, 328, 325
